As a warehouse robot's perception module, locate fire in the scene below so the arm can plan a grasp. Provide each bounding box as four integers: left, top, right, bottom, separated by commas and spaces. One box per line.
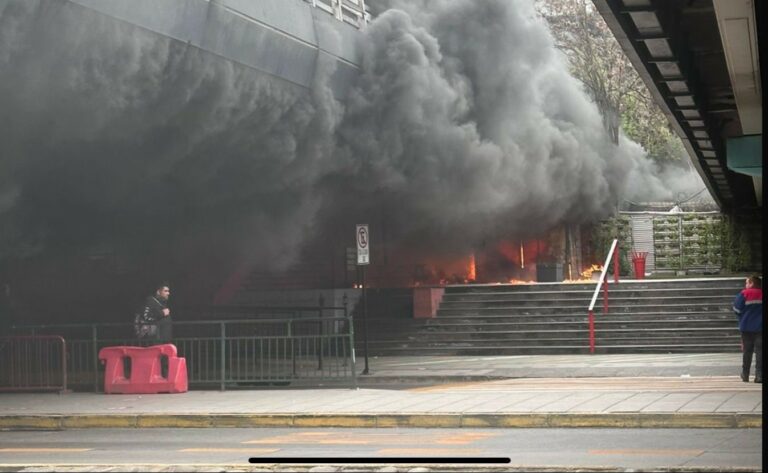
407, 236, 551, 286
562, 264, 602, 283
581, 264, 603, 279
508, 279, 534, 284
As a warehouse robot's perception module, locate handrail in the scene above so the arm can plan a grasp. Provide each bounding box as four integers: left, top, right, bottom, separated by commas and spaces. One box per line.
588, 239, 618, 311
587, 238, 619, 354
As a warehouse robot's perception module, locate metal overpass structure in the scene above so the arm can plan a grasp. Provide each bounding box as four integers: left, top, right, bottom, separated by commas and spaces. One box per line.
593, 0, 762, 211
592, 0, 762, 271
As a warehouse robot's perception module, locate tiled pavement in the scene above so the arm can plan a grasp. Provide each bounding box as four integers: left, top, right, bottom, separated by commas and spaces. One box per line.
0, 354, 761, 429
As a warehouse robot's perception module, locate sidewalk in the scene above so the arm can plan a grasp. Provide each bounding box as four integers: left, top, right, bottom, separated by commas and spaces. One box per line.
348, 352, 751, 381
0, 354, 761, 430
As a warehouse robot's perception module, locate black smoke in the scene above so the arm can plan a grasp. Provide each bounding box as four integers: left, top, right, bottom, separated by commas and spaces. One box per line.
0, 0, 342, 318
0, 0, 707, 320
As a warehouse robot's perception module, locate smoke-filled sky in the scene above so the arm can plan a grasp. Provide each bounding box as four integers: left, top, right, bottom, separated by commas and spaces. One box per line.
0, 0, 709, 300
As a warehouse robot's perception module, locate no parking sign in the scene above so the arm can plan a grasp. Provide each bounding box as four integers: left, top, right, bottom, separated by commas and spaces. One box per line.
356, 224, 369, 265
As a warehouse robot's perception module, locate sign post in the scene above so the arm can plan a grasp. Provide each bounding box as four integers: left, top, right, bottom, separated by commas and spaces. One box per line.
356, 224, 370, 375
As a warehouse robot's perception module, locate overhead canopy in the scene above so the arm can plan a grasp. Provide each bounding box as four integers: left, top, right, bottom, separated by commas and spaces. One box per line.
592, 0, 763, 209
727, 135, 762, 177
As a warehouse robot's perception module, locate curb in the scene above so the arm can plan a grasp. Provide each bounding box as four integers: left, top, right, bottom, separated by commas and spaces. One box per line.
0, 465, 761, 473
0, 412, 761, 430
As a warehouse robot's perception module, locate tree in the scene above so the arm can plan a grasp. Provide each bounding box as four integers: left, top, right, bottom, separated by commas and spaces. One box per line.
536, 0, 685, 162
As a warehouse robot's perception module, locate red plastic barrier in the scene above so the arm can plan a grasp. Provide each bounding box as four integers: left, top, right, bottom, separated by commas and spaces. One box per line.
98, 344, 187, 394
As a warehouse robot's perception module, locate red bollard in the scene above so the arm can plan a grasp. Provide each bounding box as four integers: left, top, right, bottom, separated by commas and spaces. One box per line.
631, 251, 648, 279
99, 344, 187, 394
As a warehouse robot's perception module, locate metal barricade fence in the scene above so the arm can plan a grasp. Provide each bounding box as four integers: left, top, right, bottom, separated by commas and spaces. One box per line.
0, 336, 68, 393
9, 312, 356, 391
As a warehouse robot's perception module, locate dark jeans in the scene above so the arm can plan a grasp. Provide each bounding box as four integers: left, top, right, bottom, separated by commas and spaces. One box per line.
158, 317, 173, 343
741, 331, 762, 378
155, 318, 173, 378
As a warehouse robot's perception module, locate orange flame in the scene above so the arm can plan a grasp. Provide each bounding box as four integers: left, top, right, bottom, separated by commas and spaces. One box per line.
508, 279, 535, 284
468, 253, 476, 282
581, 264, 603, 279
562, 264, 603, 283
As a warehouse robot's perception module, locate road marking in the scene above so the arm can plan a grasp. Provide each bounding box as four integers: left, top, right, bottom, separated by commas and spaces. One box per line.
244, 431, 498, 445
0, 448, 93, 453
435, 433, 497, 444
179, 448, 279, 453
378, 448, 483, 455
589, 449, 705, 456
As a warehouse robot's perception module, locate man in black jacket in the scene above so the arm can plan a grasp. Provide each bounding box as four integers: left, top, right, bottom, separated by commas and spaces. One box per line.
136, 283, 172, 342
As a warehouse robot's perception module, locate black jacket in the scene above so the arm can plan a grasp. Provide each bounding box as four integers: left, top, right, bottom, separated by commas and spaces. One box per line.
141, 296, 167, 324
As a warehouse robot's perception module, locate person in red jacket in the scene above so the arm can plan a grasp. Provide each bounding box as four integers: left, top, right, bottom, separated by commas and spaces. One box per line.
733, 275, 763, 383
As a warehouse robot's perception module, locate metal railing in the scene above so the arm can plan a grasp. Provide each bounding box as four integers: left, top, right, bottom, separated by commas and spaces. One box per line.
9, 312, 356, 391
0, 335, 68, 393
587, 239, 620, 354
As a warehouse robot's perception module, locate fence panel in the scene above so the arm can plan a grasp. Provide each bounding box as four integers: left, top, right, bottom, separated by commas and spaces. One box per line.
9, 314, 355, 391
0, 336, 68, 392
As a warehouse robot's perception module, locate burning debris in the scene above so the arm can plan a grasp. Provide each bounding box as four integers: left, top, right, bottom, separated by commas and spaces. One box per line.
467, 253, 477, 283
581, 264, 604, 280
561, 264, 603, 284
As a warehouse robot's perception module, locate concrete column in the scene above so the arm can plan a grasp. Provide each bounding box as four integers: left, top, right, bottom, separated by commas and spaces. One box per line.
413, 287, 445, 319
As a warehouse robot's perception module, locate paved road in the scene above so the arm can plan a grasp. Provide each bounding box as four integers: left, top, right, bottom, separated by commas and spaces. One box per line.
0, 427, 761, 472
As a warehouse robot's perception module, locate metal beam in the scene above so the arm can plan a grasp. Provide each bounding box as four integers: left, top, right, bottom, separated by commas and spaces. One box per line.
592, 0, 727, 209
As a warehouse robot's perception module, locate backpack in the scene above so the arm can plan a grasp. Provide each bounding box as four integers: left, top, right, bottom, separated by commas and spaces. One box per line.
133, 312, 158, 339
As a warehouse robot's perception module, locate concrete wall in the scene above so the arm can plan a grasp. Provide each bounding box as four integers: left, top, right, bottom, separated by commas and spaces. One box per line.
413, 287, 444, 319
69, 0, 361, 97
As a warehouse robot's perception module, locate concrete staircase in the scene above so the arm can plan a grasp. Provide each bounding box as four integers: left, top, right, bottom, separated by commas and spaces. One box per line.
354, 278, 745, 355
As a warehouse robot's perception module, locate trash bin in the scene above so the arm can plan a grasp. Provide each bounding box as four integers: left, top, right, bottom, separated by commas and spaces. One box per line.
536, 263, 563, 282
631, 251, 648, 279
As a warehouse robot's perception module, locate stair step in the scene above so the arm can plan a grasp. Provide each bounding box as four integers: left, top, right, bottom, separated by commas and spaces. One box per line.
358, 331, 740, 343
444, 279, 743, 293
351, 278, 745, 356
433, 310, 734, 317
356, 344, 740, 356
437, 304, 733, 315
440, 290, 736, 307
443, 287, 739, 297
